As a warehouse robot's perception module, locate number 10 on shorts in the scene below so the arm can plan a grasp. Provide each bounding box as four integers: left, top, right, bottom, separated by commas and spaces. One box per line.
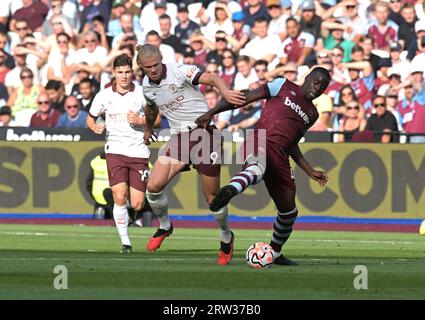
139, 170, 149, 181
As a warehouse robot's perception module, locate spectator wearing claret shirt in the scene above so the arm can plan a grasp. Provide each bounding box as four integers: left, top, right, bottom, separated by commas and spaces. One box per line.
29, 92, 61, 128
11, 0, 49, 33
397, 76, 425, 143
219, 49, 237, 88
277, 17, 314, 66
367, 1, 398, 50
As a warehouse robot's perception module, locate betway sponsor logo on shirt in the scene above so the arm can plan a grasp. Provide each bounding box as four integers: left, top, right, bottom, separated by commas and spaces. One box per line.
284, 96, 310, 124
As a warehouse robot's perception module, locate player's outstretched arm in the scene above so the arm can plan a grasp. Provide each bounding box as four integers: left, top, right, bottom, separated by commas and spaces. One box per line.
143, 104, 159, 145
288, 144, 329, 187
198, 73, 246, 106
195, 86, 268, 129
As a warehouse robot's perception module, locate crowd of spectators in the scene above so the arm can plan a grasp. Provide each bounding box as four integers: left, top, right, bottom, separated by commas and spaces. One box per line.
0, 0, 424, 143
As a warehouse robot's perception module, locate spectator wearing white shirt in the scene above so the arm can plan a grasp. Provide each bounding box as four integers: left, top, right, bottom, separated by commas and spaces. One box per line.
233, 55, 258, 90
202, 2, 234, 43
140, 0, 177, 36
145, 30, 176, 64
75, 31, 108, 80
46, 32, 77, 93
239, 17, 280, 69
266, 0, 291, 41
111, 13, 144, 50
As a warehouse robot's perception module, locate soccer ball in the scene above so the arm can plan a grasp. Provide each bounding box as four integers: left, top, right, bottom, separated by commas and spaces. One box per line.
246, 242, 275, 268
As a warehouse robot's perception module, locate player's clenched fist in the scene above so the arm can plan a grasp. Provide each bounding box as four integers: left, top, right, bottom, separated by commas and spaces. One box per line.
309, 170, 329, 187
93, 124, 105, 135
127, 111, 142, 126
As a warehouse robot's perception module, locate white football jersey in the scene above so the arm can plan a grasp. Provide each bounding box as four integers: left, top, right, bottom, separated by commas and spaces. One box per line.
142, 63, 208, 135
89, 83, 150, 158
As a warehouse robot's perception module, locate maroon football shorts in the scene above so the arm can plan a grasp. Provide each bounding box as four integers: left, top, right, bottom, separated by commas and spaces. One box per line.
105, 153, 149, 192
241, 129, 296, 199
159, 126, 222, 177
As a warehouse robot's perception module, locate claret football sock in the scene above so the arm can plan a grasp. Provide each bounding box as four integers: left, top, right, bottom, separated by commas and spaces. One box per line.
229, 162, 264, 194
113, 204, 131, 247
270, 208, 298, 252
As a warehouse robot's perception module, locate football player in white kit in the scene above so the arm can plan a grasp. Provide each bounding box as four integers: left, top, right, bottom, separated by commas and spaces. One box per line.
87, 54, 157, 254
137, 44, 246, 265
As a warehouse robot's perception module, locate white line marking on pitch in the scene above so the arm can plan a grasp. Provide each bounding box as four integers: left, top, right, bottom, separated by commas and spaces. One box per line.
0, 231, 421, 245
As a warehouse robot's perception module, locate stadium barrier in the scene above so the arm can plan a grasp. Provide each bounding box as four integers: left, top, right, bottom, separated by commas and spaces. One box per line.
0, 139, 424, 220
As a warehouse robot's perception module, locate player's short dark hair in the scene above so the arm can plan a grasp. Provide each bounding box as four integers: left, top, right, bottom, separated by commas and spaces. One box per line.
309, 66, 331, 82
372, 95, 386, 104
79, 77, 93, 87
236, 55, 251, 64
56, 32, 71, 42
146, 30, 160, 38
113, 54, 133, 69
119, 43, 135, 57
351, 45, 364, 54
92, 15, 105, 25
159, 14, 171, 21
254, 59, 268, 69
286, 17, 298, 25
254, 17, 268, 25
45, 80, 64, 91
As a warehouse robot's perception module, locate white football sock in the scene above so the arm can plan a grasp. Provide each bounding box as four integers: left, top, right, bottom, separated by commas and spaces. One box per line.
146, 191, 171, 230
113, 204, 131, 246
212, 206, 232, 243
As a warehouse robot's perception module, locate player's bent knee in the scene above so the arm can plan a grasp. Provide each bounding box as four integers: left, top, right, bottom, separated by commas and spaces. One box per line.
131, 200, 144, 211
112, 193, 127, 206
147, 180, 165, 194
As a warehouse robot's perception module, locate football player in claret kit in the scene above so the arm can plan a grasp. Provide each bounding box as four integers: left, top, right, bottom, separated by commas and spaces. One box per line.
136, 44, 246, 265
196, 67, 331, 265
87, 54, 156, 254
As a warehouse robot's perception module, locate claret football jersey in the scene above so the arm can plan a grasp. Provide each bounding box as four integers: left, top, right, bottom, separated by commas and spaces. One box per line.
258, 77, 319, 148
142, 63, 209, 135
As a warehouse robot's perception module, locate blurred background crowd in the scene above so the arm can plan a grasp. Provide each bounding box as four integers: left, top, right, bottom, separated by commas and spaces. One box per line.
0, 0, 424, 143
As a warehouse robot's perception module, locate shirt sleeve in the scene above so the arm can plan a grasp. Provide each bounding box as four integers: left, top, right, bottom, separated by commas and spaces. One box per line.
303, 32, 315, 48
267, 77, 287, 97
176, 64, 202, 86
89, 92, 105, 118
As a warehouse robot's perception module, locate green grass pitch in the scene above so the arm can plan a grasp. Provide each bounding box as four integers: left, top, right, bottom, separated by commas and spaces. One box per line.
0, 224, 424, 300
